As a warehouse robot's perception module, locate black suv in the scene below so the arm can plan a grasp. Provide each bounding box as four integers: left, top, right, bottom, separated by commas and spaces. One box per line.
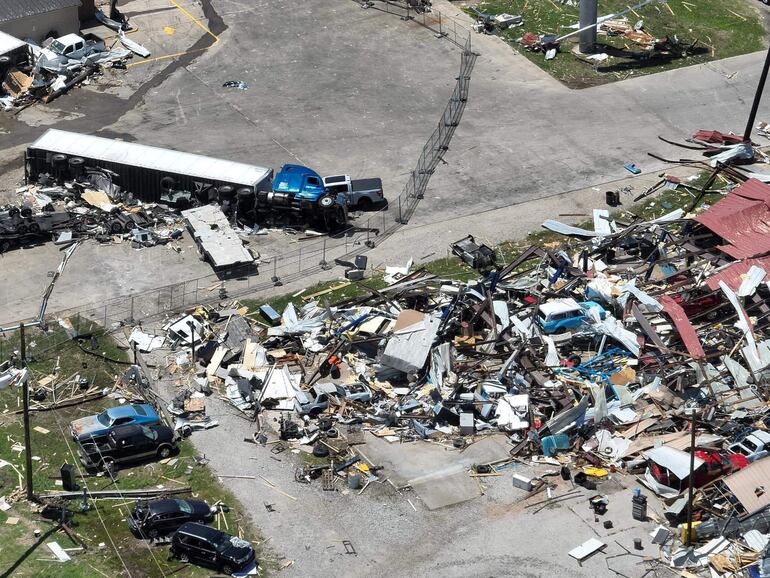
171, 522, 256, 575
128, 498, 215, 539
78, 424, 176, 471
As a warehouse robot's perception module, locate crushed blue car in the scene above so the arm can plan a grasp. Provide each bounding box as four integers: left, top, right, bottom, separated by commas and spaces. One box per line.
70, 403, 161, 442
537, 298, 606, 334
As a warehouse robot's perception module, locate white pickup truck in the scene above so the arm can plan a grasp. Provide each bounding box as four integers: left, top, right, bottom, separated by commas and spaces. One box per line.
727, 430, 770, 463
38, 33, 106, 72
322, 175, 384, 210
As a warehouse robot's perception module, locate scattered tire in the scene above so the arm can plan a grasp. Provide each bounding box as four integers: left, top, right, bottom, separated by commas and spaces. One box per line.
312, 442, 330, 458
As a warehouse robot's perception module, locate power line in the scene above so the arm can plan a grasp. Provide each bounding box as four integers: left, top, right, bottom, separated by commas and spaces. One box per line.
50, 413, 134, 578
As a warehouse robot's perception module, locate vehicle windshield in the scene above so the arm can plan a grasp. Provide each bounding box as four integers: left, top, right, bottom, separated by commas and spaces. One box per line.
49, 40, 66, 55
215, 534, 249, 552
96, 411, 112, 426
174, 500, 193, 514
132, 404, 147, 416
743, 439, 759, 452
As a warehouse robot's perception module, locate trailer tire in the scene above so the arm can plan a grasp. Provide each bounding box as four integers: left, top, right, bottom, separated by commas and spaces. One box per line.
160, 176, 176, 192
15, 224, 27, 234
0, 241, 10, 253
217, 185, 235, 201
51, 153, 68, 166
68, 157, 85, 178
28, 223, 40, 233
20, 207, 32, 218
8, 207, 19, 218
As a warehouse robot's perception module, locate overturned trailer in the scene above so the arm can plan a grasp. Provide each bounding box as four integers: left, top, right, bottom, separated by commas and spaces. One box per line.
25, 129, 273, 204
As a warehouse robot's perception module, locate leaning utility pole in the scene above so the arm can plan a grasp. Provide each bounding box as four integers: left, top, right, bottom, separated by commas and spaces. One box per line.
579, 0, 598, 54
743, 43, 770, 143
684, 408, 697, 545
20, 323, 34, 502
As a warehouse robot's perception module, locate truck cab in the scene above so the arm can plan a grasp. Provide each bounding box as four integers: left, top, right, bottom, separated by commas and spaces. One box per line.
264, 164, 347, 229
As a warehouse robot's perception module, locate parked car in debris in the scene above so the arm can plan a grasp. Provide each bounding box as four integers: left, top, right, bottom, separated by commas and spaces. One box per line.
727, 430, 770, 463
451, 234, 496, 270
537, 298, 606, 334
128, 498, 215, 539
171, 522, 256, 576
294, 382, 373, 416
38, 33, 106, 72
644, 446, 748, 496
78, 423, 176, 471
70, 403, 160, 441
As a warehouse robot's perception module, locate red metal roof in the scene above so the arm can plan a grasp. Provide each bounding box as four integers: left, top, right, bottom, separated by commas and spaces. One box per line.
695, 179, 770, 259
705, 256, 770, 292
659, 295, 705, 358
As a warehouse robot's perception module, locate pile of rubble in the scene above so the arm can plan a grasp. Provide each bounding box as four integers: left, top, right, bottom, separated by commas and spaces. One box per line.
0, 171, 184, 253
126, 150, 770, 571
0, 18, 148, 110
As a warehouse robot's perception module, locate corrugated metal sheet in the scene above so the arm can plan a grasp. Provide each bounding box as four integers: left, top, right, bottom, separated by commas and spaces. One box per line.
695, 179, 770, 259
0, 0, 81, 22
182, 205, 254, 269
706, 256, 770, 292
30, 129, 272, 189
659, 295, 706, 358
723, 459, 770, 515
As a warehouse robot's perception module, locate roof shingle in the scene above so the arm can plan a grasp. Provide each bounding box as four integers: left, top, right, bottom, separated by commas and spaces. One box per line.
0, 0, 82, 23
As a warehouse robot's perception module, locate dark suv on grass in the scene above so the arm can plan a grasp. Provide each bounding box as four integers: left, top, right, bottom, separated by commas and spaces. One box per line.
127, 498, 215, 539
171, 522, 256, 576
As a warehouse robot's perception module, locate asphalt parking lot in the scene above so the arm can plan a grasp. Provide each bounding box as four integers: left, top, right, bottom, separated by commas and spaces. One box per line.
2, 0, 770, 320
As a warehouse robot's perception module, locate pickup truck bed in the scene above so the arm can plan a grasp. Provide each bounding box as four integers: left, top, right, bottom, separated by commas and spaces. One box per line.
351, 178, 383, 194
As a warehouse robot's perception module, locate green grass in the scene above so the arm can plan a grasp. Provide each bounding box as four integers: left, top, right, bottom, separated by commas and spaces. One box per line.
0, 325, 272, 577
468, 0, 766, 88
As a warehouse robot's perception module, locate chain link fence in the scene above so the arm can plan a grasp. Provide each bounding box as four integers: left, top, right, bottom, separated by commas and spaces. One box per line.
3, 25, 477, 333
354, 1, 471, 49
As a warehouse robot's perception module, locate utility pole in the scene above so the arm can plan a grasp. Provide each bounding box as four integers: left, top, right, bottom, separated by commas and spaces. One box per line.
579, 0, 598, 54
743, 43, 770, 143
20, 323, 34, 502
684, 408, 697, 545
